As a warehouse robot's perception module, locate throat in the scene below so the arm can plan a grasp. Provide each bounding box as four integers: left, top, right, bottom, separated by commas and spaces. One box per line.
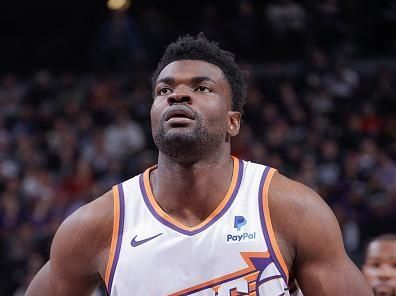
148, 157, 235, 228
165, 206, 214, 228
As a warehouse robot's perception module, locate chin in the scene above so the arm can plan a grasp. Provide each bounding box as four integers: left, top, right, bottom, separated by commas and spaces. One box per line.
373, 284, 395, 296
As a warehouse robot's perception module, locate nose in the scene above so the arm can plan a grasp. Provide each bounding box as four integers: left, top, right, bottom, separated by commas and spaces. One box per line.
378, 265, 393, 281
167, 89, 192, 105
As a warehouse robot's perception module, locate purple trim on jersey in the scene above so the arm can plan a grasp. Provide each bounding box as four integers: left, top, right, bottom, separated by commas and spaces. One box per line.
258, 166, 288, 284
257, 274, 283, 286
108, 184, 125, 295
250, 256, 273, 271
139, 158, 244, 236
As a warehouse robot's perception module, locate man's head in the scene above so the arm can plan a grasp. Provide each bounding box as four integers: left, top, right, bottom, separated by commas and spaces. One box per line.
362, 234, 396, 296
150, 33, 247, 162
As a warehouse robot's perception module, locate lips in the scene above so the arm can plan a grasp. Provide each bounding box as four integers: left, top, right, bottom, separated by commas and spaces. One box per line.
374, 284, 395, 296
164, 105, 195, 121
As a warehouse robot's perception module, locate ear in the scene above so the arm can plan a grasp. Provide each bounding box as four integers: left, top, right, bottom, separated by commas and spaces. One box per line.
227, 111, 241, 137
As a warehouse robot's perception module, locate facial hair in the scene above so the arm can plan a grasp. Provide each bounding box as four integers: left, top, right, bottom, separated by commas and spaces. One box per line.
153, 110, 224, 161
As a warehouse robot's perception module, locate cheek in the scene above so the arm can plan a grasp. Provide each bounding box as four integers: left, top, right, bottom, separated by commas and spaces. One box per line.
150, 102, 162, 130
363, 267, 382, 284
201, 100, 229, 127
205, 112, 228, 131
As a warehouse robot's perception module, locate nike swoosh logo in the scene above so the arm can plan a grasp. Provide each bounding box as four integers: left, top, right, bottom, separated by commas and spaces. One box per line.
131, 233, 163, 247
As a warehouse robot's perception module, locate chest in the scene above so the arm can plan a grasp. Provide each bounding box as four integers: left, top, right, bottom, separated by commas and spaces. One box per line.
105, 162, 290, 295
114, 206, 274, 295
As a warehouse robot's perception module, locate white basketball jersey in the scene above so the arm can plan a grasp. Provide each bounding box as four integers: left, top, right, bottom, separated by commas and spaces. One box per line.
104, 157, 303, 296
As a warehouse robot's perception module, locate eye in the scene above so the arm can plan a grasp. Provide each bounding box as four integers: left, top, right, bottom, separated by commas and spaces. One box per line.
158, 87, 172, 96
370, 262, 381, 268
195, 86, 212, 93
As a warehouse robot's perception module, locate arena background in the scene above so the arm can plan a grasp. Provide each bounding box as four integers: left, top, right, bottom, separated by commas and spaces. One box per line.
1, 0, 396, 295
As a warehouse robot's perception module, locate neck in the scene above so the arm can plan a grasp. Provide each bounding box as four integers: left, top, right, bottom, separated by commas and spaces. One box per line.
150, 149, 234, 226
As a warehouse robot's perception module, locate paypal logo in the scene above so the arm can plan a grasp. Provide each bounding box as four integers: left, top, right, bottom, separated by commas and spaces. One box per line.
226, 216, 257, 244
234, 216, 247, 231
226, 232, 256, 243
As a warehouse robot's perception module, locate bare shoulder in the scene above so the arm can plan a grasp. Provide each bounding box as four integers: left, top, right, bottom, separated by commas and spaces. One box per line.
268, 172, 372, 295
51, 189, 114, 273
267, 172, 334, 270
57, 189, 114, 244
269, 172, 335, 238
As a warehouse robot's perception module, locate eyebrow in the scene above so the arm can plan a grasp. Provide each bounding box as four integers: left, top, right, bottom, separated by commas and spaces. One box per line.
191, 76, 216, 84
156, 76, 216, 86
368, 256, 396, 260
156, 77, 175, 85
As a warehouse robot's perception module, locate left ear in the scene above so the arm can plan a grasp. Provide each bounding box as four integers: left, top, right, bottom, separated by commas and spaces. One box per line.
227, 111, 241, 137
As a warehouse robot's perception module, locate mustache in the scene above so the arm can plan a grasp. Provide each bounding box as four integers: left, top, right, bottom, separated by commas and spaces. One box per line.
161, 104, 200, 122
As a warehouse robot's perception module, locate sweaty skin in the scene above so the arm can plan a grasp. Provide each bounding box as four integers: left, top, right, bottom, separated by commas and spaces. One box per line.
26, 60, 373, 296
363, 239, 396, 296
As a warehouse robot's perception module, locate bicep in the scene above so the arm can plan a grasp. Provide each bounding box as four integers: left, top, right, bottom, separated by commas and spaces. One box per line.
269, 174, 372, 296
25, 260, 98, 296
297, 252, 371, 295
293, 189, 372, 295
25, 262, 53, 296
26, 204, 105, 296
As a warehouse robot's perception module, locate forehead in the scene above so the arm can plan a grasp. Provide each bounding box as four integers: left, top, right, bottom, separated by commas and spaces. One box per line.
156, 60, 227, 85
367, 240, 396, 259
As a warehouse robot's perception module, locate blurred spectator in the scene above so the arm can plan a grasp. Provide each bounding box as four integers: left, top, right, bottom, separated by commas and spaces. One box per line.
197, 3, 226, 47
229, 0, 261, 60
324, 57, 360, 100
312, 0, 350, 52
139, 5, 174, 65
362, 234, 396, 296
265, 0, 307, 58
94, 10, 144, 73
266, 0, 306, 33
104, 110, 146, 159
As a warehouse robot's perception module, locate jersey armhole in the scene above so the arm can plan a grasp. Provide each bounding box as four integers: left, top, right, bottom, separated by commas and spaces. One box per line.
259, 167, 289, 283
104, 184, 125, 295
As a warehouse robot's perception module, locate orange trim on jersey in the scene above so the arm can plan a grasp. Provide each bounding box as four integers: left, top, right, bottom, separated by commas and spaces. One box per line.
105, 185, 120, 290
168, 252, 270, 296
262, 169, 289, 282
143, 156, 240, 231
244, 271, 260, 282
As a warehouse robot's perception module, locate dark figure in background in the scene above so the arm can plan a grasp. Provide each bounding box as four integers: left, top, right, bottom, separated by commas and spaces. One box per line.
94, 10, 144, 73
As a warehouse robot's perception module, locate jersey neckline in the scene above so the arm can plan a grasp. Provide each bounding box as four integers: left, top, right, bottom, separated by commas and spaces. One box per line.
139, 156, 244, 236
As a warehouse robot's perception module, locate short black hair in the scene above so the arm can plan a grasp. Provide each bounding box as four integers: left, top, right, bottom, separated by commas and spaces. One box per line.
368, 233, 396, 245
364, 233, 396, 260
152, 33, 248, 115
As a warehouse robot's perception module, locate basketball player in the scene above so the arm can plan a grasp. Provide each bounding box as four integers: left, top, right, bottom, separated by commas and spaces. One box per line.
26, 34, 372, 295
363, 234, 396, 296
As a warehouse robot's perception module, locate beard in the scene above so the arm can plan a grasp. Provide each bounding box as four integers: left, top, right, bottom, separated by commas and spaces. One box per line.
153, 111, 224, 161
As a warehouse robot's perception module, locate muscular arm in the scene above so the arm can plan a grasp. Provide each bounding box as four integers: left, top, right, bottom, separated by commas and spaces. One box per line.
26, 191, 113, 296
269, 173, 372, 296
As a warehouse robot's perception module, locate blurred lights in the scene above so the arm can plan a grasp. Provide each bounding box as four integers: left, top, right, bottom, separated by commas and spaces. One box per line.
107, 0, 130, 11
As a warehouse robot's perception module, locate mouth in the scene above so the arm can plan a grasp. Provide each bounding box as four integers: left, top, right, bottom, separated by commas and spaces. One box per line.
374, 284, 395, 296
164, 105, 195, 121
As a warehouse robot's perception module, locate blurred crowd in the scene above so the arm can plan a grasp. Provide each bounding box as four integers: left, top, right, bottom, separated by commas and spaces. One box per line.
3, 0, 396, 73
1, 0, 396, 295
90, 0, 396, 73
